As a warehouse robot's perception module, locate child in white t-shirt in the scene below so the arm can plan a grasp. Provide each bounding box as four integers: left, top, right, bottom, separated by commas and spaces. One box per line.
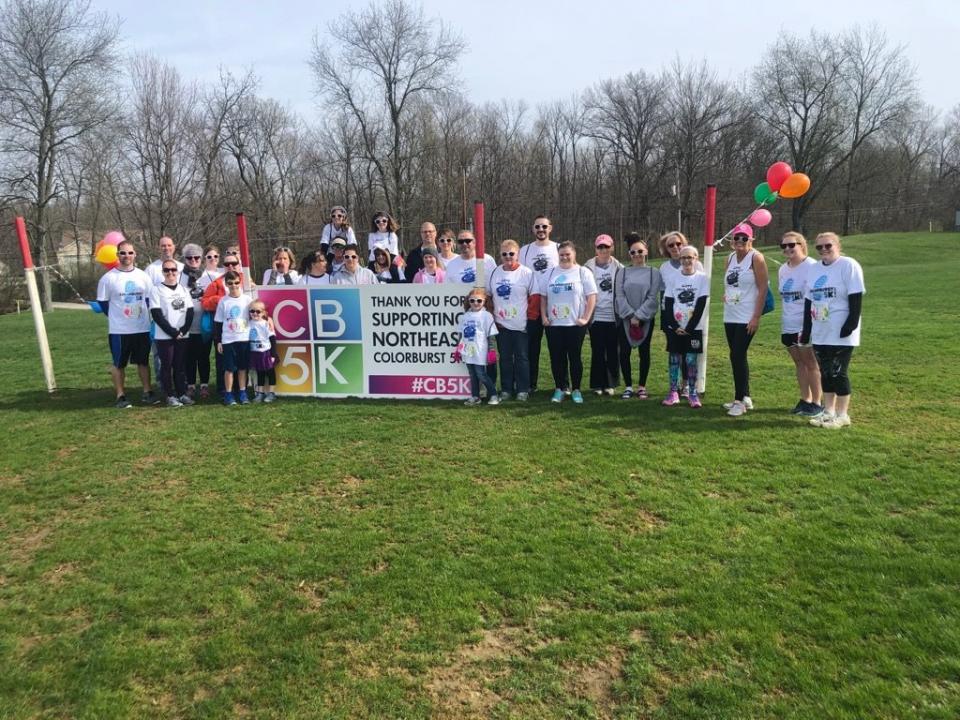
456, 288, 500, 406
248, 300, 279, 403
214, 270, 253, 405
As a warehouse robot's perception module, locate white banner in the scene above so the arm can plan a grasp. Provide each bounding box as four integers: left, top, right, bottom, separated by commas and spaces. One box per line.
258, 285, 474, 398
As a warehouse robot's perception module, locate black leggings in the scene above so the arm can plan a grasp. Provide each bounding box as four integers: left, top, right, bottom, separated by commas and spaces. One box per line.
620, 321, 653, 387
526, 318, 545, 391
545, 325, 587, 391
155, 338, 188, 398
814, 345, 854, 395
185, 333, 213, 386
589, 321, 620, 389
724, 323, 755, 401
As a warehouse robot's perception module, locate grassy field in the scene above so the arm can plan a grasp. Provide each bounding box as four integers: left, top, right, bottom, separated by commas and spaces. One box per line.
1, 232, 958, 719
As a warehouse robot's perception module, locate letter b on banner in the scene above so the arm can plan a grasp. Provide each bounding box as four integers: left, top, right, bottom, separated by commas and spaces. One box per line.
312, 288, 362, 341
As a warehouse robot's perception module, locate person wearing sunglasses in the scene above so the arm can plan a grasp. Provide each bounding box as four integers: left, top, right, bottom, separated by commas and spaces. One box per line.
801, 232, 865, 429
722, 223, 770, 417
520, 215, 560, 394
486, 239, 535, 401
659, 231, 703, 400
178, 243, 210, 401
778, 232, 823, 417
319, 205, 356, 255
96, 239, 160, 408
404, 221, 439, 281
213, 270, 253, 405
442, 230, 496, 285
150, 261, 194, 407
436, 229, 459, 265
614, 234, 662, 399
145, 236, 184, 286
584, 234, 625, 396
202, 253, 246, 397
456, 288, 500, 406
368, 211, 400, 262
662, 246, 709, 408
261, 246, 299, 286
332, 244, 378, 285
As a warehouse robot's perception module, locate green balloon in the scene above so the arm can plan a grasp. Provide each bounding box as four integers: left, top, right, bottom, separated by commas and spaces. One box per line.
754, 182, 777, 205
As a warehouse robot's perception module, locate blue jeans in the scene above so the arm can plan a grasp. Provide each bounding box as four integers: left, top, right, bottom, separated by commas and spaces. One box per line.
467, 363, 497, 399
497, 327, 529, 394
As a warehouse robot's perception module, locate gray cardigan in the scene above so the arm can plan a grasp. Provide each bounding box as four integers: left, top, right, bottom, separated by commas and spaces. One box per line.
614, 265, 662, 346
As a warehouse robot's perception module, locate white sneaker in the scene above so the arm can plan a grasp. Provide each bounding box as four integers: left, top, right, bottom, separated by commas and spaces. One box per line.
809, 412, 835, 427
499, 392, 512, 401
726, 401, 747, 417
723, 396, 753, 410
487, 395, 500, 406
604, 388, 616, 397
178, 394, 195, 406
166, 396, 183, 408
464, 397, 481, 406
820, 413, 851, 429
516, 392, 529, 402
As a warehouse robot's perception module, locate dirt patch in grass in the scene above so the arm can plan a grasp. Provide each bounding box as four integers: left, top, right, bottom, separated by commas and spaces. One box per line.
565, 647, 626, 719
0, 473, 25, 488
41, 562, 78, 585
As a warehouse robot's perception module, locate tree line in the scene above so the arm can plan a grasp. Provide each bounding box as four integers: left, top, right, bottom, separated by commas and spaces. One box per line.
1, 0, 958, 309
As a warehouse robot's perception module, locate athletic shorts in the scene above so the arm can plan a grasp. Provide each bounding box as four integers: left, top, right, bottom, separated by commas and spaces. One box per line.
108, 333, 151, 368
781, 332, 811, 348
666, 328, 703, 355
221, 342, 250, 372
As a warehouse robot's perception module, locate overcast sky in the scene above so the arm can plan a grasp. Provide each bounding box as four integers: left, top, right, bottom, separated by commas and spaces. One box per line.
98, 0, 958, 118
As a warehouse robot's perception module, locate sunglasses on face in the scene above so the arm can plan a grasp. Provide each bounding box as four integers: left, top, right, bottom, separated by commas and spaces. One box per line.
468, 298, 484, 304
224, 261, 239, 267
780, 243, 797, 249
205, 254, 219, 259
438, 238, 453, 243
225, 281, 241, 286
733, 236, 749, 243
118, 251, 135, 256
344, 255, 359, 260
597, 245, 612, 250
501, 251, 516, 257
249, 309, 263, 315
666, 242, 681, 249
629, 249, 646, 256
162, 267, 178, 273
332, 213, 345, 219
458, 238, 474, 244
534, 224, 549, 230
816, 244, 833, 251
375, 218, 389, 224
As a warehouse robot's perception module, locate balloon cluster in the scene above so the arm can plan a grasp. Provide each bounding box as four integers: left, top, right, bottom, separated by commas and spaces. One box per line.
718, 162, 813, 247
94, 231, 126, 270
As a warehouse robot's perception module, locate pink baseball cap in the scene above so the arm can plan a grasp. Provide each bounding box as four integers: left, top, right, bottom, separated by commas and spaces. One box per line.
731, 223, 754, 240
595, 234, 614, 247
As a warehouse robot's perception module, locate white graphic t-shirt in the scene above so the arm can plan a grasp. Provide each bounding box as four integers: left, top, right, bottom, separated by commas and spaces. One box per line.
666, 271, 710, 331
723, 250, 759, 323
458, 308, 498, 366
214, 293, 253, 344
248, 318, 275, 352
585, 259, 621, 322
537, 265, 599, 327
779, 257, 817, 334
96, 268, 153, 334
805, 256, 866, 347
486, 265, 534, 332
443, 255, 497, 285
149, 282, 192, 340
519, 241, 559, 277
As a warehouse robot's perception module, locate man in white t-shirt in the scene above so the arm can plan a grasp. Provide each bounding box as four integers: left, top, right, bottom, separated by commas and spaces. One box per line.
443, 230, 496, 286
95, 240, 160, 408
518, 215, 560, 393
146, 236, 184, 285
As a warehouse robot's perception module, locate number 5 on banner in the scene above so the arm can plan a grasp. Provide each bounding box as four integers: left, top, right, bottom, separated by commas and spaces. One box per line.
276, 344, 313, 394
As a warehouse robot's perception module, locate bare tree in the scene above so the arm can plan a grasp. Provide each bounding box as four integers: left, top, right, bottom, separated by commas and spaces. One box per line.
310, 0, 465, 241
0, 0, 119, 309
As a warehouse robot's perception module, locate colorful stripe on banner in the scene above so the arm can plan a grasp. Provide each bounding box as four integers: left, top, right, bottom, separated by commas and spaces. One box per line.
368, 375, 471, 396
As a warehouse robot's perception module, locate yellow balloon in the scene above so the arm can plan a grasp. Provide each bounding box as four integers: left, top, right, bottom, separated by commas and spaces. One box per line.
779, 172, 811, 199
95, 243, 118, 265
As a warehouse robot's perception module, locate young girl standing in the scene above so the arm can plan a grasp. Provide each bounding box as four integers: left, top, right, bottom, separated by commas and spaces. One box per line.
457, 289, 500, 406
662, 246, 709, 408
248, 300, 280, 403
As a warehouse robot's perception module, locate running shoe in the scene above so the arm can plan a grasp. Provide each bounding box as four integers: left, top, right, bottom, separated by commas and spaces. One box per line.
141, 390, 161, 405
238, 391, 250, 405
636, 386, 648, 399
224, 393, 237, 406
263, 392, 278, 403
604, 388, 616, 397
688, 393, 702, 408
551, 389, 564, 403
166, 396, 183, 408
621, 388, 634, 399
516, 392, 529, 402
464, 397, 481, 406
252, 392, 265, 403
114, 396, 132, 409
179, 394, 195, 406
723, 396, 753, 411
820, 414, 851, 429
727, 401, 747, 417
571, 390, 584, 404
790, 400, 806, 414
798, 402, 824, 417
487, 395, 501, 406
662, 391, 680, 406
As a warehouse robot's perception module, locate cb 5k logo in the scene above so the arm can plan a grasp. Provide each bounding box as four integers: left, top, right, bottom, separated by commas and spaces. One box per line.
262, 288, 363, 395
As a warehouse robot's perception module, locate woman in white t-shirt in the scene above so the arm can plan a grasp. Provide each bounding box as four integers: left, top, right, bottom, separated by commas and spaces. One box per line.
261, 246, 300, 286
778, 231, 822, 417
802, 232, 865, 429
722, 223, 769, 417
584, 234, 624, 396
367, 211, 400, 261
319, 206, 357, 254
298, 250, 331, 285
537, 241, 598, 404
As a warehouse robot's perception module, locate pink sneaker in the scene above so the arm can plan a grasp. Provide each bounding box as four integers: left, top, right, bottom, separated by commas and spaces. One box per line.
688, 393, 702, 408
661, 391, 680, 406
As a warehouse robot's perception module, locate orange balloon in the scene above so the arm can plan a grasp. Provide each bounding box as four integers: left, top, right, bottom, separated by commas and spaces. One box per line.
95, 244, 118, 266
779, 172, 811, 199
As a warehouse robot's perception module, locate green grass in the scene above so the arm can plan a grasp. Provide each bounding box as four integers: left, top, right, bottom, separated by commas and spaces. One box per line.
1, 232, 958, 719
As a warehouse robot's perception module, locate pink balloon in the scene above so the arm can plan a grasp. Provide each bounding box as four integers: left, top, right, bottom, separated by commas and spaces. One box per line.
749, 209, 772, 227
101, 230, 125, 247
766, 162, 793, 192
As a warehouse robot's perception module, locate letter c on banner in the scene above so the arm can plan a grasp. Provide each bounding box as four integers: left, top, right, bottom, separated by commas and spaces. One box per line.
273, 299, 306, 339
422, 377, 436, 393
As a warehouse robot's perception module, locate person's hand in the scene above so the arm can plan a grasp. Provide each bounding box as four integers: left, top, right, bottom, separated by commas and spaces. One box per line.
798, 331, 810, 345
747, 317, 760, 335
630, 317, 640, 327
542, 316, 550, 327
575, 317, 588, 327
216, 342, 223, 353
675, 327, 687, 336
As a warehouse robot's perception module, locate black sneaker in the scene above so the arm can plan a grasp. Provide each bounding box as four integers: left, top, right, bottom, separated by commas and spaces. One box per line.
115, 395, 132, 409
141, 390, 161, 405
798, 402, 825, 418
790, 400, 806, 415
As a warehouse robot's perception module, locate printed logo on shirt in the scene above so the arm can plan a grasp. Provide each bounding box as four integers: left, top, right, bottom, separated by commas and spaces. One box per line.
810, 274, 837, 300
170, 295, 186, 310
598, 275, 613, 293
226, 304, 247, 333
550, 273, 574, 293
677, 288, 695, 304
460, 268, 476, 284
533, 255, 549, 272
781, 277, 803, 303
495, 281, 512, 298
726, 268, 740, 286
122, 280, 144, 318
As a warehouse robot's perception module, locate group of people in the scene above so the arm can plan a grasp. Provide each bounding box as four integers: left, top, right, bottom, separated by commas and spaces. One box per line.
95, 207, 864, 427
